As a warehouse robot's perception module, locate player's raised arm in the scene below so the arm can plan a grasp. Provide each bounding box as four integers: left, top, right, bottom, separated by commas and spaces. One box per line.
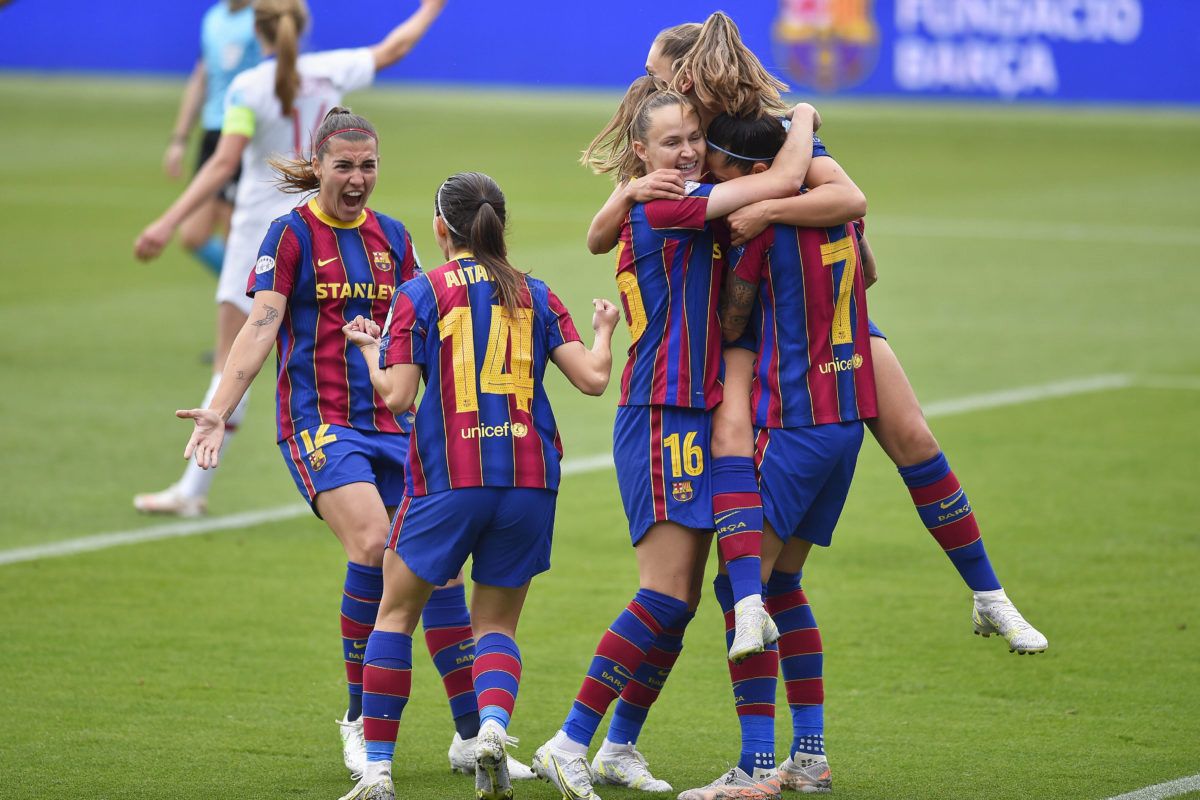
551, 299, 619, 396
587, 170, 687, 254
370, 0, 447, 71
726, 156, 867, 246
345, 315, 422, 413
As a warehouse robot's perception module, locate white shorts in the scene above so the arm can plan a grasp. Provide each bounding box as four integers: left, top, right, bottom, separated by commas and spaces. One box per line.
216, 209, 280, 315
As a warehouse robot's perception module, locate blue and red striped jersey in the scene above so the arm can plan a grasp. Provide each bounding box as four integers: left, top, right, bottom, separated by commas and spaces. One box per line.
731, 222, 877, 428
615, 182, 724, 410
248, 198, 421, 441
380, 255, 582, 496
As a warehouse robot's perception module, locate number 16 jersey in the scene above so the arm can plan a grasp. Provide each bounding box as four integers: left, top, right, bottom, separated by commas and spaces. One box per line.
381, 255, 582, 496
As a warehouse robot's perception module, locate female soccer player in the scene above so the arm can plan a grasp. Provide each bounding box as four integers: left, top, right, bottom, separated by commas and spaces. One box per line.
133, 0, 446, 518
173, 108, 504, 784
161, 0, 259, 278
531, 85, 820, 800
336, 171, 620, 800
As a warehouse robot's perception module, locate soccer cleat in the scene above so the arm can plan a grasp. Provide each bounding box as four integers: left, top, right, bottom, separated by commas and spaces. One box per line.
777, 755, 831, 793
677, 766, 782, 800
133, 483, 207, 517
591, 744, 673, 792
533, 742, 602, 800
450, 732, 536, 780
972, 591, 1048, 654
337, 713, 367, 779
337, 776, 395, 800
729, 601, 780, 663
475, 720, 514, 800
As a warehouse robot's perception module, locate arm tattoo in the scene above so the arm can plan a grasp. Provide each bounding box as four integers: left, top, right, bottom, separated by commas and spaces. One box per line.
235, 370, 246, 380
252, 305, 279, 328
719, 275, 758, 338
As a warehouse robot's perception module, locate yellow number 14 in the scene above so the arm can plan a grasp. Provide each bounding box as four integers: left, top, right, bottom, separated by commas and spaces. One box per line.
439, 306, 535, 414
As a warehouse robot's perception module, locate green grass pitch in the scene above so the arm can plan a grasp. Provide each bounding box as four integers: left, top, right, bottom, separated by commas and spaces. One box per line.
0, 75, 1198, 799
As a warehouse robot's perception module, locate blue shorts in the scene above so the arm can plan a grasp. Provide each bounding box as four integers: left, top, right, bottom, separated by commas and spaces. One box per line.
754, 421, 864, 547
279, 424, 409, 515
613, 405, 714, 544
389, 487, 556, 588
868, 318, 886, 339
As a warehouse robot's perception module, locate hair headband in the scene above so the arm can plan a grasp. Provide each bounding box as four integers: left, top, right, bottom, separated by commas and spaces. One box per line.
436, 182, 463, 237
314, 127, 377, 155
705, 139, 775, 163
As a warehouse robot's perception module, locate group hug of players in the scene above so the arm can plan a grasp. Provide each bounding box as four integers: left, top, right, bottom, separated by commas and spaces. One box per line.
136, 3, 1048, 800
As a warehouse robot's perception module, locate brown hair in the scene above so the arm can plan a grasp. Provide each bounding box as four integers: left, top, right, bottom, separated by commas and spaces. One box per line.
435, 172, 527, 312
653, 21, 702, 83
673, 11, 789, 118
253, 0, 310, 115
270, 106, 377, 193
581, 78, 698, 181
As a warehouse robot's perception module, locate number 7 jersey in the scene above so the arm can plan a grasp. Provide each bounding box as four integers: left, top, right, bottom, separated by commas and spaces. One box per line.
380, 255, 582, 495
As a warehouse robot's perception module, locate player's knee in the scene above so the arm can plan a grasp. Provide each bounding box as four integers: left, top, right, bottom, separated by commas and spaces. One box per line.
179, 228, 208, 251
874, 417, 940, 467
343, 530, 387, 566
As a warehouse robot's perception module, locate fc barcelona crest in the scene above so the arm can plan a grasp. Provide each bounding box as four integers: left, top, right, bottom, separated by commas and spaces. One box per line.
671, 480, 694, 503
372, 251, 393, 271
309, 449, 327, 472
772, 0, 880, 93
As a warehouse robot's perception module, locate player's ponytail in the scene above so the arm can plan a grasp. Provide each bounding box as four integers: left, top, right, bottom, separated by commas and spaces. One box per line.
676, 11, 788, 118
436, 172, 528, 313
253, 0, 310, 115
582, 76, 674, 182
271, 106, 378, 193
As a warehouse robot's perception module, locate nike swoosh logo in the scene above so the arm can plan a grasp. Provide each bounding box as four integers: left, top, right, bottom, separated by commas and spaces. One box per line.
459, 641, 475, 651
352, 642, 366, 650
713, 511, 739, 525
317, 257, 339, 267
939, 489, 966, 509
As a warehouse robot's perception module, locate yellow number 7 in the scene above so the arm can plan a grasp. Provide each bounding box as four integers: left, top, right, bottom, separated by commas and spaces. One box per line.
819, 237, 858, 346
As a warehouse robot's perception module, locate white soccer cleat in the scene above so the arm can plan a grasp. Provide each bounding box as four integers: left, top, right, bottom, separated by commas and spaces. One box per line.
677, 766, 782, 800
972, 591, 1048, 654
777, 755, 831, 793
729, 599, 780, 663
337, 775, 394, 800
450, 732, 536, 780
591, 744, 672, 792
133, 483, 207, 517
533, 741, 602, 800
337, 713, 367, 779
475, 719, 514, 800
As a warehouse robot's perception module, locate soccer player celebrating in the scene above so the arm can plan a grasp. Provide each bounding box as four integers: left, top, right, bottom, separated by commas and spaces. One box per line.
338, 171, 620, 800
173, 108, 502, 783
531, 84, 821, 800
134, 0, 446, 518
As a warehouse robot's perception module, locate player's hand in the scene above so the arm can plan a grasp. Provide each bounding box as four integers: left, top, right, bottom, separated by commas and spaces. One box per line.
163, 141, 186, 180
135, 218, 174, 261
177, 408, 226, 469
786, 102, 821, 132
627, 169, 686, 203
727, 201, 772, 246
591, 298, 620, 336
343, 315, 382, 348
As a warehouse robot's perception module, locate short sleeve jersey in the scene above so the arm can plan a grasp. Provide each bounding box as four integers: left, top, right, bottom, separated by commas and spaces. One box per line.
381, 256, 582, 496
731, 221, 877, 428
249, 199, 422, 441
615, 182, 724, 410
199, 2, 260, 130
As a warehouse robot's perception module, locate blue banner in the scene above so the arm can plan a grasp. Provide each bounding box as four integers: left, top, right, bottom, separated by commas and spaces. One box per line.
0, 0, 1195, 104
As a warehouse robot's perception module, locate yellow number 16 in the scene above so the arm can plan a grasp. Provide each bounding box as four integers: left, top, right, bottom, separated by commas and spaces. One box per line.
664, 431, 704, 477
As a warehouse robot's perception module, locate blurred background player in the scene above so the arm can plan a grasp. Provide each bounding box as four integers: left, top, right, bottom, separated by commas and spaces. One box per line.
133, 0, 447, 517
161, 0, 260, 280
531, 85, 819, 800
338, 171, 619, 800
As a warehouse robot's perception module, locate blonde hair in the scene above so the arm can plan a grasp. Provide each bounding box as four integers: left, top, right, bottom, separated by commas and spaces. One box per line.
673, 11, 789, 118
271, 106, 378, 193
654, 21, 702, 78
254, 0, 310, 115
581, 79, 698, 182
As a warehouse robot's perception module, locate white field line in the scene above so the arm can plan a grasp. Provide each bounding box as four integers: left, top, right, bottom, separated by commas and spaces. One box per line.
1104, 773, 1200, 800
1, 372, 1195, 568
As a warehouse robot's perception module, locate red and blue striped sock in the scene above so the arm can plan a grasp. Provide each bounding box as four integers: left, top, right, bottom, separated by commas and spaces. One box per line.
361, 631, 412, 765
765, 571, 824, 758
341, 562, 383, 721
422, 584, 480, 738
899, 452, 1001, 592
562, 588, 689, 747
712, 456, 765, 604
473, 632, 522, 730
607, 612, 694, 745
715, 573, 778, 775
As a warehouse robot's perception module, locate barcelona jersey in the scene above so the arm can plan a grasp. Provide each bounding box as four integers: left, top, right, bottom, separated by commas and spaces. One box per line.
616, 182, 724, 411
380, 256, 582, 496
248, 199, 422, 441
731, 222, 877, 428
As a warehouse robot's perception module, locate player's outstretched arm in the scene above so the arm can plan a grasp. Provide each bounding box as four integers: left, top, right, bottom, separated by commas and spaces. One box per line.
587, 170, 686, 254
726, 157, 867, 246
371, 0, 447, 71
344, 316, 422, 413
164, 60, 206, 180
177, 290, 285, 469
551, 299, 619, 396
